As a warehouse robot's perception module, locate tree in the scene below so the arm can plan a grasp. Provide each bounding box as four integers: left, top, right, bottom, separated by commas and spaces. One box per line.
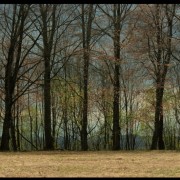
130, 4, 177, 150
38, 4, 59, 150
149, 4, 176, 150
96, 4, 133, 150
0, 4, 40, 151
80, 4, 95, 151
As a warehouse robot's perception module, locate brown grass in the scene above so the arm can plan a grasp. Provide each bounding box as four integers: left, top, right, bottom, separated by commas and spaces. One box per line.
0, 150, 179, 177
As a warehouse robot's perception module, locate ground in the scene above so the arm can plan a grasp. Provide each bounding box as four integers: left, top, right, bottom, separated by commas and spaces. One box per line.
0, 150, 179, 177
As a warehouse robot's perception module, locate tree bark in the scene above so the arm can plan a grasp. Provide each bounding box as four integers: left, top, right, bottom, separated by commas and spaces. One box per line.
1, 33, 16, 151
112, 4, 121, 150
81, 4, 94, 151
40, 4, 57, 150
44, 53, 54, 150
150, 4, 175, 150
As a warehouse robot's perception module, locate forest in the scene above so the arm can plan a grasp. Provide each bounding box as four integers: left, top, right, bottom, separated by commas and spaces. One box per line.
0, 4, 179, 152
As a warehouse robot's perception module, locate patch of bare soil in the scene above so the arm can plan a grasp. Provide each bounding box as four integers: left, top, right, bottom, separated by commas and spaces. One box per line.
0, 150, 179, 177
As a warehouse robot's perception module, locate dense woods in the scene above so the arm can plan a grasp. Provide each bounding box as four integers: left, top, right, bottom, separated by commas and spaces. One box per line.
0, 4, 179, 151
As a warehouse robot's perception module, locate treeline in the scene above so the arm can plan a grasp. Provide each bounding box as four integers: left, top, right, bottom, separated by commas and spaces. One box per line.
0, 4, 179, 151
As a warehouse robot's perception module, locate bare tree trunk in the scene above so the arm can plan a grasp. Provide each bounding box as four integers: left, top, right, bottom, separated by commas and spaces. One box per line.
112, 4, 121, 150
39, 4, 57, 150
16, 102, 20, 151
51, 93, 56, 148
158, 105, 165, 149
44, 54, 53, 150
81, 4, 94, 151
28, 89, 33, 150
81, 47, 89, 150
35, 88, 38, 149
1, 35, 16, 151
1, 104, 11, 151
63, 64, 69, 150
151, 88, 164, 149
151, 4, 175, 150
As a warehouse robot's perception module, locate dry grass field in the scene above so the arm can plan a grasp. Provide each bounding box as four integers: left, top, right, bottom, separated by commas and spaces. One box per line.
0, 150, 179, 177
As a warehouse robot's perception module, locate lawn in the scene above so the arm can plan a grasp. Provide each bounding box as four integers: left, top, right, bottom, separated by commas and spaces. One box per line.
0, 150, 179, 177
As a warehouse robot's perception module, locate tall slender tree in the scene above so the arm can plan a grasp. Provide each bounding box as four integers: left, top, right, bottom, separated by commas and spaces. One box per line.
149, 4, 176, 150
38, 4, 59, 150
97, 4, 133, 150
80, 4, 95, 150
